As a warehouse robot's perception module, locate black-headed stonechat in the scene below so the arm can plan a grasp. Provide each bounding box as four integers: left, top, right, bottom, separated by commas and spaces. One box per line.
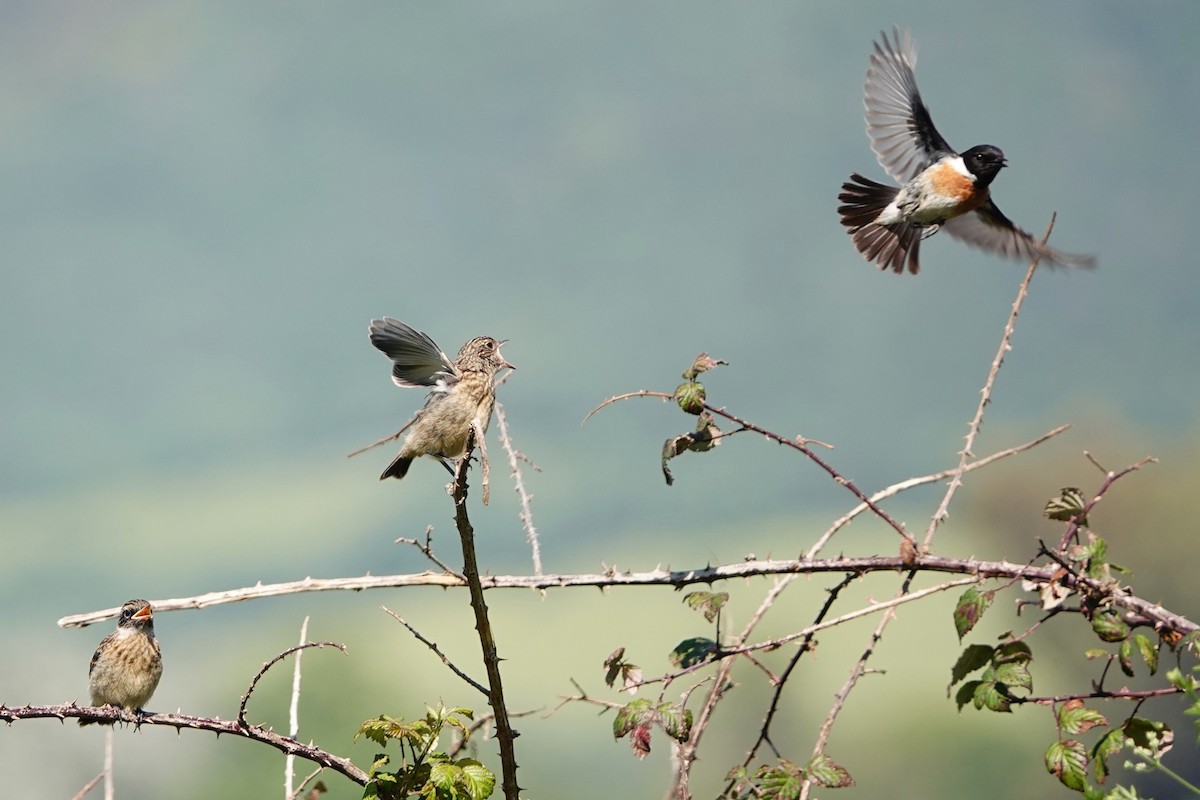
369, 317, 514, 480
80, 599, 162, 725
837, 28, 1096, 274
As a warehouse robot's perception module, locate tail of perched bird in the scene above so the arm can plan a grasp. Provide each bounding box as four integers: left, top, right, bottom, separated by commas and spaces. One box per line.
838, 174, 924, 274
380, 454, 414, 480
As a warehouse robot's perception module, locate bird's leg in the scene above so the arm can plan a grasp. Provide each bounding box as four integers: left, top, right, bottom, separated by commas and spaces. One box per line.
918, 223, 941, 240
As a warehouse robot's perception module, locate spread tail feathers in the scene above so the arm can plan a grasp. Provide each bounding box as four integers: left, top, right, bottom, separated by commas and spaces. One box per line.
838, 173, 923, 274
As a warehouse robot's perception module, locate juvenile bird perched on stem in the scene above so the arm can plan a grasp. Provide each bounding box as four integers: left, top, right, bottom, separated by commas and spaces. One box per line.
80, 599, 162, 726
837, 27, 1096, 274
365, 318, 514, 487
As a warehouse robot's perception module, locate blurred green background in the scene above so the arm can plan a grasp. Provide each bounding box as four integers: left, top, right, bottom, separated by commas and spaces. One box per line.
3, 2, 1198, 798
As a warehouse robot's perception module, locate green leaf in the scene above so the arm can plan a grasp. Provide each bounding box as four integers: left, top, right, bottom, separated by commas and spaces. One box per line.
1059, 700, 1108, 735
669, 637, 720, 669
681, 353, 727, 381
953, 587, 994, 640
1119, 639, 1135, 677
356, 715, 409, 747
1124, 717, 1174, 759
1044, 487, 1088, 523
456, 759, 496, 800
994, 640, 1033, 664
805, 754, 855, 788
974, 679, 1012, 713
1091, 609, 1130, 643
674, 381, 706, 415
661, 414, 723, 485
1134, 634, 1159, 675
683, 591, 729, 623
657, 702, 693, 743
1091, 727, 1125, 785
1045, 739, 1089, 792
613, 699, 653, 738
427, 760, 458, 792
992, 660, 1033, 694
753, 761, 804, 799
955, 680, 982, 712
949, 644, 995, 690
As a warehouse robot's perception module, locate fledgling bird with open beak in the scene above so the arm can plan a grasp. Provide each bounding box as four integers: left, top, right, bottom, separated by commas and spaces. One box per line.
369, 317, 514, 481
80, 599, 162, 726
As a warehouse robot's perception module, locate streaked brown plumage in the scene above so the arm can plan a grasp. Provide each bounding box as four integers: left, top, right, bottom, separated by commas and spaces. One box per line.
369, 318, 514, 480
80, 599, 162, 726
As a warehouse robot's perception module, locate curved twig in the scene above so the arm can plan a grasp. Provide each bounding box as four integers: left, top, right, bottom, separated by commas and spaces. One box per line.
238, 641, 346, 727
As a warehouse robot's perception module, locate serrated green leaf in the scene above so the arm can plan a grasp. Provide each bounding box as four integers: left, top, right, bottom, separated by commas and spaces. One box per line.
356, 715, 410, 747
1045, 739, 1089, 791
994, 640, 1033, 664
657, 702, 693, 742
1091, 727, 1125, 784
1134, 634, 1159, 675
1044, 487, 1088, 523
955, 680, 982, 712
975, 679, 1012, 713
953, 587, 994, 640
806, 754, 855, 788
1091, 609, 1130, 643
368, 754, 390, 775
1059, 701, 1108, 735
683, 591, 729, 623
669, 637, 720, 669
427, 760, 458, 791
949, 644, 995, 690
457, 759, 496, 799
674, 381, 706, 415
992, 660, 1033, 694
682, 353, 727, 380
613, 699, 652, 738
754, 761, 804, 799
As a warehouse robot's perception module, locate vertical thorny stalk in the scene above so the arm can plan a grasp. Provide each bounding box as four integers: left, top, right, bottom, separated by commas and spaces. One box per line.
453, 433, 521, 799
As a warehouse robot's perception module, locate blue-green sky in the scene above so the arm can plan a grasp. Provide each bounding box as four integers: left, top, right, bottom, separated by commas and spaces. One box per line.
3, 3, 1197, 798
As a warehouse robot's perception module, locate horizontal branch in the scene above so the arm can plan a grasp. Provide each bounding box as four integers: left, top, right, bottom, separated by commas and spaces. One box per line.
58, 557, 1197, 636
0, 704, 369, 786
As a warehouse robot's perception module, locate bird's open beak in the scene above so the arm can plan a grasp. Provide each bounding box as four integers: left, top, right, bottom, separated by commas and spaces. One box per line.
499, 340, 515, 371
133, 605, 153, 621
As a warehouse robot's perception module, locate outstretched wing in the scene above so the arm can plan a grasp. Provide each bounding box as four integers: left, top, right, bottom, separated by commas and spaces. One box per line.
369, 317, 459, 389
943, 202, 1097, 268
865, 27, 956, 183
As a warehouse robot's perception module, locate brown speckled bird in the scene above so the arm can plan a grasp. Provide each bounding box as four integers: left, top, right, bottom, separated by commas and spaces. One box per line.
369, 317, 514, 480
80, 599, 162, 726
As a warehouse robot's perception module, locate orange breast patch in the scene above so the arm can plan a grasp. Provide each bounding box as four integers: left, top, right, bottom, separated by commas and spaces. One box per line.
927, 161, 978, 204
